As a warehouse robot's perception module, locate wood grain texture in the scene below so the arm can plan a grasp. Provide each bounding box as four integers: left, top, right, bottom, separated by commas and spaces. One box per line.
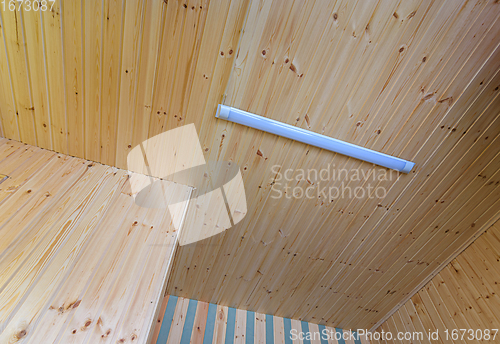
150, 295, 368, 344
375, 219, 500, 344
167, 0, 500, 331
0, 140, 192, 344
0, 0, 499, 331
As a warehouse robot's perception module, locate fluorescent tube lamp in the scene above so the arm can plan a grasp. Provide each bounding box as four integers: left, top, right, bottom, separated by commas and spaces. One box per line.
216, 104, 415, 173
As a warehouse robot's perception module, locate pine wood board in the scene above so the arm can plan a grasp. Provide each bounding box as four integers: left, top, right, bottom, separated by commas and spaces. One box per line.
0, 142, 192, 344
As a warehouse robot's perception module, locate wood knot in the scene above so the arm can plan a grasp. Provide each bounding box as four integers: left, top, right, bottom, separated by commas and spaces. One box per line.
17, 330, 27, 339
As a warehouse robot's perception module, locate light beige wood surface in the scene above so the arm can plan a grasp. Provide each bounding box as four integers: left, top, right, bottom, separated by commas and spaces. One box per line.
149, 294, 367, 344
0, 139, 192, 344
375, 219, 500, 344
0, 0, 499, 330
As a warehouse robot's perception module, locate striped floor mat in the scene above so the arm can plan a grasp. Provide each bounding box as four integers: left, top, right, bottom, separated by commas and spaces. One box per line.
152, 295, 370, 344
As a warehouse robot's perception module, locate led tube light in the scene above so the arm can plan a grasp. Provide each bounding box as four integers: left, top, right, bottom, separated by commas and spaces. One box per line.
216, 104, 415, 173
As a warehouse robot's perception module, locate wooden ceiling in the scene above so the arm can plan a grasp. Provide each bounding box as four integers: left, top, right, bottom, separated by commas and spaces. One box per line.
0, 0, 500, 330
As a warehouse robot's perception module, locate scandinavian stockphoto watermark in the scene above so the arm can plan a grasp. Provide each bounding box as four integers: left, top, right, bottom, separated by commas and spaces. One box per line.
270, 163, 398, 200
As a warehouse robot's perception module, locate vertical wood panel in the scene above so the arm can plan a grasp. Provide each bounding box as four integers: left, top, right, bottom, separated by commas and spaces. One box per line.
62, 0, 85, 157
23, 9, 51, 149
1, 8, 36, 145
84, 0, 103, 161
42, 2, 67, 153
100, 0, 124, 165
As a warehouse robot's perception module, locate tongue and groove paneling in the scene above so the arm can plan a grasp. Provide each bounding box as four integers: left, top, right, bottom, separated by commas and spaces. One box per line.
0, 0, 499, 331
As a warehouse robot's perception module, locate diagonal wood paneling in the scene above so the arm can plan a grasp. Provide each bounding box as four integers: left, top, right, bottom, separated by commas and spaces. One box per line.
373, 219, 500, 344
0, 0, 499, 331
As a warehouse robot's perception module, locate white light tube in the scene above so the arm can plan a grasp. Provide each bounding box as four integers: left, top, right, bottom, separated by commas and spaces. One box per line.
216, 104, 415, 173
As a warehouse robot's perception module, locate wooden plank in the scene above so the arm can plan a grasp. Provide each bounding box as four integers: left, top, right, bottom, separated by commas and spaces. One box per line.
99, 0, 124, 165
42, 1, 68, 153
22, 9, 51, 150
84, 0, 103, 161
273, 315, 285, 344
191, 301, 210, 343
0, 16, 19, 141
254, 312, 266, 344
0, 9, 36, 145
151, 295, 170, 344
234, 308, 247, 344
0, 142, 192, 344
114, 0, 146, 169
213, 305, 228, 344
61, 0, 85, 158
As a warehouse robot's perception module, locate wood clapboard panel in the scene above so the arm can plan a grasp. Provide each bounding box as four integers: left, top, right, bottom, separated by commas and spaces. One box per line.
374, 219, 500, 344
0, 138, 192, 344
150, 294, 371, 344
0, 0, 499, 331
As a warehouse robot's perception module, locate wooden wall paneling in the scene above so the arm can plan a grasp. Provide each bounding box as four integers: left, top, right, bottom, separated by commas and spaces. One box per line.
114, 0, 146, 169
0, 8, 36, 145
190, 0, 345, 305
19, 171, 127, 344
25, 190, 135, 344
244, 0, 430, 317
242, 0, 430, 314
427, 277, 478, 344
403, 301, 430, 344
99, 0, 124, 165
83, 181, 187, 344
439, 265, 490, 330
42, 1, 68, 154
55, 194, 151, 344
211, 0, 360, 310
83, 0, 103, 161
450, 260, 500, 327
254, 312, 266, 343
213, 304, 228, 343
356, 43, 500, 329
308, 14, 500, 328
146, 0, 185, 142
234, 307, 247, 343
165, 0, 250, 297
355, 107, 500, 328
292, 0, 492, 322
397, 304, 423, 344
216, 0, 339, 306
192, 0, 315, 304
61, 0, 85, 158
165, 0, 249, 282
0, 22, 18, 141
290, 318, 303, 344
0, 142, 192, 343
22, 9, 51, 149
239, 0, 406, 314
129, 0, 165, 154
151, 295, 365, 344
165, 0, 500, 328
377, 220, 500, 343
165, 0, 209, 132
106, 200, 181, 344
